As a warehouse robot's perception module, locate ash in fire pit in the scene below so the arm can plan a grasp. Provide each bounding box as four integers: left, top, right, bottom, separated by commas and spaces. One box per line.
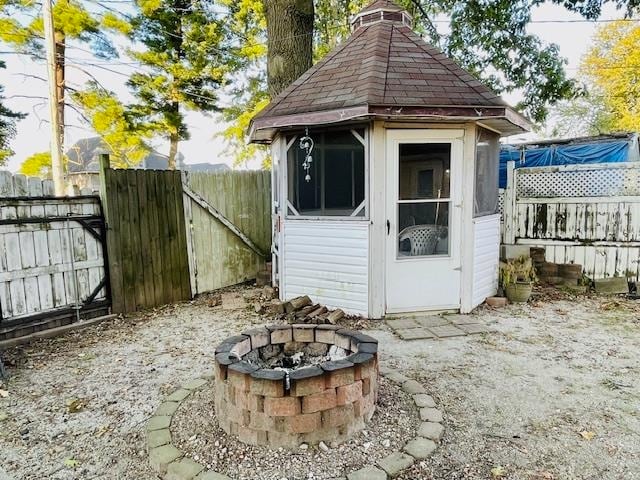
214, 324, 379, 449
245, 341, 348, 370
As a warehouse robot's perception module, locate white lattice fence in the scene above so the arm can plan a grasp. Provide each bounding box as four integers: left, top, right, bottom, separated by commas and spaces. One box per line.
502, 161, 640, 280
515, 162, 640, 198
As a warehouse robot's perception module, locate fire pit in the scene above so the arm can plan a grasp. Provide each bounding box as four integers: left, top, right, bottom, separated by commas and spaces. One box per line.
213, 324, 379, 448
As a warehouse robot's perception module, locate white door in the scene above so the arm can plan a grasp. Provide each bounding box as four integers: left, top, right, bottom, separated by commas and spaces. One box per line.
385, 129, 464, 313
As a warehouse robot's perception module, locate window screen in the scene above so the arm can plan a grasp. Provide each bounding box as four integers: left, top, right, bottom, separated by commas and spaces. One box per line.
287, 128, 366, 217
474, 128, 500, 217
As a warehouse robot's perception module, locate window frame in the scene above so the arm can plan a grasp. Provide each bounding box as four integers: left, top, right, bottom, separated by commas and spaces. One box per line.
473, 126, 500, 218
284, 126, 369, 221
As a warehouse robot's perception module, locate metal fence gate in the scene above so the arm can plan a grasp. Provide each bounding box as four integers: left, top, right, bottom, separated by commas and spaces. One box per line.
0, 172, 110, 341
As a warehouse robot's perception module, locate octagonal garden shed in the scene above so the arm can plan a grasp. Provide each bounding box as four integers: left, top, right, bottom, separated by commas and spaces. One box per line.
249, 0, 532, 318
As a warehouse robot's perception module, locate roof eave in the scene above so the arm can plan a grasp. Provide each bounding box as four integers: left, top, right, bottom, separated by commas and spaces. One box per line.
249, 104, 533, 143
249, 105, 370, 143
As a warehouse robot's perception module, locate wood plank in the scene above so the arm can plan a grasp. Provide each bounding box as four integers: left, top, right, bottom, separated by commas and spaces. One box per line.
0, 280, 12, 318
4, 233, 21, 271
147, 171, 164, 306
211, 173, 224, 290
172, 171, 191, 301
76, 268, 90, 303
0, 170, 16, 197
72, 226, 88, 262
9, 279, 26, 316
104, 169, 124, 313
181, 173, 196, 296
18, 231, 37, 268
126, 170, 146, 311
24, 276, 41, 313
155, 171, 174, 304
42, 180, 54, 196
564, 203, 576, 240
117, 171, 136, 313
28, 178, 45, 216
165, 171, 182, 302
136, 170, 154, 308
0, 234, 6, 273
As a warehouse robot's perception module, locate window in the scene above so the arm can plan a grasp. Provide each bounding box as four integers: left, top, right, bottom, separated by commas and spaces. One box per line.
474, 128, 500, 217
397, 143, 451, 257
287, 128, 366, 217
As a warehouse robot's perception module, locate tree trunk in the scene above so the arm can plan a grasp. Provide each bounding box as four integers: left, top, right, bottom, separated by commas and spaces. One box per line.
168, 131, 178, 170
264, 0, 314, 98
168, 101, 179, 169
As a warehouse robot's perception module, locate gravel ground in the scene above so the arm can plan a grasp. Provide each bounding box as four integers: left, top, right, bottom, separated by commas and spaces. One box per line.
1, 286, 639, 480
171, 377, 417, 480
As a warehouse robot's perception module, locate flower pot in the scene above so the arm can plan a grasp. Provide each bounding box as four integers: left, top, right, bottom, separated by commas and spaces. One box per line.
506, 281, 533, 303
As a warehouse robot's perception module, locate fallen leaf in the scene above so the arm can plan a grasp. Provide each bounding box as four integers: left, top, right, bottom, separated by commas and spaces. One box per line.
66, 398, 86, 413
64, 458, 80, 468
491, 466, 507, 478
0, 389, 8, 398
580, 430, 595, 440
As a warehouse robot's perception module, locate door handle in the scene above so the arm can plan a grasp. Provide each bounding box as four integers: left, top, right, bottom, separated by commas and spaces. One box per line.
386, 220, 391, 235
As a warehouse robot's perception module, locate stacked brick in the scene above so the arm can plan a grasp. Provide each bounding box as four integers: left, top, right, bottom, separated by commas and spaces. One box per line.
214, 324, 379, 449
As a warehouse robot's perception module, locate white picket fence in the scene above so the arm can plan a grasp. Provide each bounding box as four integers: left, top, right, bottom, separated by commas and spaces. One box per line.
0, 171, 109, 337
502, 161, 640, 280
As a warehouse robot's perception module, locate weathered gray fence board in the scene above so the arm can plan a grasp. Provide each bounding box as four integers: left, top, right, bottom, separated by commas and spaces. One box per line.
0, 171, 108, 326
183, 170, 271, 295
503, 161, 640, 280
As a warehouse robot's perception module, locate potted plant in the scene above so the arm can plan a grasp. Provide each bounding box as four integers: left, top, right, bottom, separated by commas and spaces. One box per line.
500, 256, 537, 303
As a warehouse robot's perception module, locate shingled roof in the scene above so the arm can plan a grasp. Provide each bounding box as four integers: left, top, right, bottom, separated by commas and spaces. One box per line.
250, 0, 531, 142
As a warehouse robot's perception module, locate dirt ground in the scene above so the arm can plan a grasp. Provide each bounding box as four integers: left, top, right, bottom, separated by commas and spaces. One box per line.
1, 286, 639, 480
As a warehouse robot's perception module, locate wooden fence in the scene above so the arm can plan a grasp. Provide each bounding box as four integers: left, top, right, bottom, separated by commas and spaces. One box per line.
182, 170, 271, 295
1, 160, 272, 329
503, 161, 640, 280
0, 171, 109, 340
100, 161, 271, 313
101, 166, 191, 313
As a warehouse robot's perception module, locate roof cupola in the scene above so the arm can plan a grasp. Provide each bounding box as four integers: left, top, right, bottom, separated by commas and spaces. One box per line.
350, 0, 412, 31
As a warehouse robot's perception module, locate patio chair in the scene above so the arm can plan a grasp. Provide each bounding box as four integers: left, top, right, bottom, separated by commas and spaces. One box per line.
398, 224, 447, 256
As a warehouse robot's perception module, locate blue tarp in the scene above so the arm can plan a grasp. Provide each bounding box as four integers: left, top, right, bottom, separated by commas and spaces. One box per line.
499, 140, 630, 188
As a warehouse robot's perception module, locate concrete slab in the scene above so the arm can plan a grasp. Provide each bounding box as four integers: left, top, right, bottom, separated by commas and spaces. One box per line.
166, 458, 205, 480
428, 325, 466, 338
386, 318, 421, 329
395, 328, 435, 340
413, 394, 436, 408
403, 437, 437, 459
457, 323, 491, 335
377, 451, 414, 477
414, 315, 449, 328
442, 314, 478, 326
418, 422, 444, 441
347, 466, 387, 480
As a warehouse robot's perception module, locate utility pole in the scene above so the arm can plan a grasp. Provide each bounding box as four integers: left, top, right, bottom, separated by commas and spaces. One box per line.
43, 0, 65, 196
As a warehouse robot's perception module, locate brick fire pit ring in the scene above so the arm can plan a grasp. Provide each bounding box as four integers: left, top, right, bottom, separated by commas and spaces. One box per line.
213, 324, 379, 449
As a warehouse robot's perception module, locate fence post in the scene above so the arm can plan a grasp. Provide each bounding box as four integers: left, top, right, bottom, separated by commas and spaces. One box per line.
503, 160, 517, 244
181, 170, 197, 297
98, 153, 111, 225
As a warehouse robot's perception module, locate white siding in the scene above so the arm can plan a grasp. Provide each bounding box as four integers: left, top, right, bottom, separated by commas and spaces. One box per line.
283, 220, 369, 315
471, 214, 500, 308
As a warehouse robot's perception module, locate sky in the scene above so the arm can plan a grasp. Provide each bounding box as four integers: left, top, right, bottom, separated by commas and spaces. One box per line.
0, 2, 625, 173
